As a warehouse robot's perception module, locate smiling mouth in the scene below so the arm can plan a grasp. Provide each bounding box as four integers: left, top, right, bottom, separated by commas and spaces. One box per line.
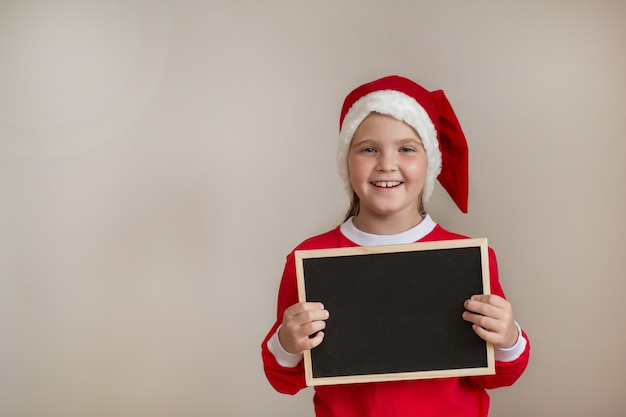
371, 181, 402, 188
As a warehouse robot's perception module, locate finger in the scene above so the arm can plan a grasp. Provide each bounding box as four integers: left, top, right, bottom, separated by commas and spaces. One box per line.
292, 306, 330, 326
293, 322, 327, 352
283, 304, 329, 329
462, 311, 499, 331
465, 296, 512, 319
284, 302, 325, 317
471, 323, 517, 348
463, 309, 516, 345
469, 294, 508, 308
302, 317, 328, 339
471, 323, 494, 343
464, 299, 500, 318
301, 331, 325, 351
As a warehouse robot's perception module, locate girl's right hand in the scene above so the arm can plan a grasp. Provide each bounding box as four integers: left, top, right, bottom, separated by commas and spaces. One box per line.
278, 302, 330, 354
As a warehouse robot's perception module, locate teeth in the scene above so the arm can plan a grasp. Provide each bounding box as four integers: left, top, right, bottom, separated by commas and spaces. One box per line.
373, 181, 401, 188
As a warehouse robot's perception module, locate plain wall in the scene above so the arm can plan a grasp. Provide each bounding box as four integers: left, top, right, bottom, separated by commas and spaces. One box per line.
1, 1, 625, 416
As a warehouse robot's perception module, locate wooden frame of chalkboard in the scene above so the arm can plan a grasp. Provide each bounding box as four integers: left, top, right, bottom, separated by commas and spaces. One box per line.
295, 238, 494, 386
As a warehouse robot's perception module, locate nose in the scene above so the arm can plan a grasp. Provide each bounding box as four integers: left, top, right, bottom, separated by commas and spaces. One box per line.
376, 152, 397, 172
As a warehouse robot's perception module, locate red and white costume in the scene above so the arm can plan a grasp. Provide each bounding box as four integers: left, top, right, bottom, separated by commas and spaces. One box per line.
261, 216, 530, 417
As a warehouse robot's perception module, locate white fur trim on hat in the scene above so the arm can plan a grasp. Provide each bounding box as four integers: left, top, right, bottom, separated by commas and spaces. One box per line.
337, 89, 442, 202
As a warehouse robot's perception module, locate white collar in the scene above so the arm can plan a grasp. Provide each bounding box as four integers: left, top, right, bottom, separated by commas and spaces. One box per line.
339, 214, 437, 246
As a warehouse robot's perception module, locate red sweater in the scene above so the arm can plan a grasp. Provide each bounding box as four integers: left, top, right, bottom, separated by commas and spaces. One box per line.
261, 223, 530, 417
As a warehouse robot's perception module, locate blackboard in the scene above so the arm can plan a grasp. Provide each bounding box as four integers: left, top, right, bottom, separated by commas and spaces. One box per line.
295, 238, 494, 386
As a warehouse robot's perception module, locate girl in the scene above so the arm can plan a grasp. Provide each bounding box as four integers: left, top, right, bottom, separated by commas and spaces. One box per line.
261, 75, 530, 417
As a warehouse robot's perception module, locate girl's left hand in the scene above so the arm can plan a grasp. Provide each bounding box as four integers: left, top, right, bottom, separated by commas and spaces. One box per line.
462, 294, 519, 349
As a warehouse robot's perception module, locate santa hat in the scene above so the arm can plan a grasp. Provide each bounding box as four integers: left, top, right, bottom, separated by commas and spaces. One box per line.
337, 75, 469, 213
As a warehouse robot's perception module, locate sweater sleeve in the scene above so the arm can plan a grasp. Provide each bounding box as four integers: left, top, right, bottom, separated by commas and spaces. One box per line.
261, 253, 308, 395
468, 248, 531, 389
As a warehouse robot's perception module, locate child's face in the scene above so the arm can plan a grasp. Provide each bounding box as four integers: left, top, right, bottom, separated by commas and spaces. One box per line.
347, 112, 427, 222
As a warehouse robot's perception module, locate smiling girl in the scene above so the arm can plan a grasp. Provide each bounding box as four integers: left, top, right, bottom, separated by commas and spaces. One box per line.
261, 75, 530, 417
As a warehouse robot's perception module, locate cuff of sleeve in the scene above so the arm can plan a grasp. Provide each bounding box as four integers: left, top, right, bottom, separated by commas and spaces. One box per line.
267, 325, 303, 368
494, 321, 527, 362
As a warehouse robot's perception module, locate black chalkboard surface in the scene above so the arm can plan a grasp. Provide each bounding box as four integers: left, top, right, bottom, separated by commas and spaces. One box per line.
295, 238, 494, 386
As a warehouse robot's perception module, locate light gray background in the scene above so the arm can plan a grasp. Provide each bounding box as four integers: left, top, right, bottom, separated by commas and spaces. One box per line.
1, 1, 625, 416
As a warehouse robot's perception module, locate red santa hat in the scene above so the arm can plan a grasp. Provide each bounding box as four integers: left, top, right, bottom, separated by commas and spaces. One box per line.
337, 75, 469, 213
